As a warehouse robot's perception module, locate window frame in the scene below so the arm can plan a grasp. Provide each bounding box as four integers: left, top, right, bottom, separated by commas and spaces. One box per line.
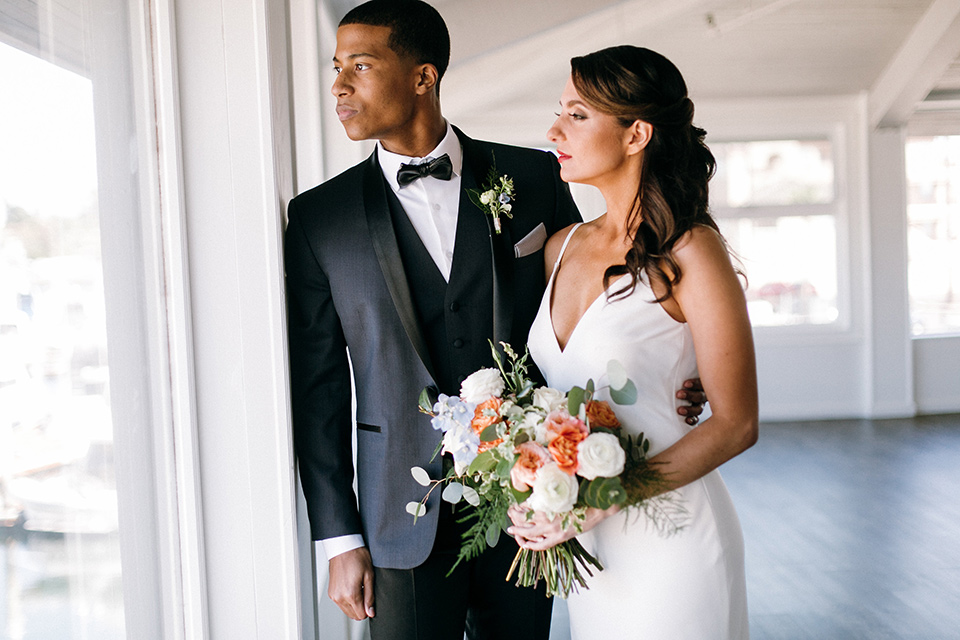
694, 98, 860, 343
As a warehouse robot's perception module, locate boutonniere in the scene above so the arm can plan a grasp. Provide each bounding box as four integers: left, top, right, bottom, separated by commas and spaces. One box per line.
467, 156, 514, 234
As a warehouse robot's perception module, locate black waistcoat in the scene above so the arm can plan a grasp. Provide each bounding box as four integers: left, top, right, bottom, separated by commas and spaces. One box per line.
385, 184, 494, 397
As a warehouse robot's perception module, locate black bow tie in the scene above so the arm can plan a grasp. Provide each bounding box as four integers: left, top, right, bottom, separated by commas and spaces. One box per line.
397, 154, 453, 187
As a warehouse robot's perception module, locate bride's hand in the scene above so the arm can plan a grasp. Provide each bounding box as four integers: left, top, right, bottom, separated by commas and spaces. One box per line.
507, 503, 619, 551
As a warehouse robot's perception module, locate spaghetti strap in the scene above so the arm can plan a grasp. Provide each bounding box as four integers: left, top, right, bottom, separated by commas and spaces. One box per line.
553, 222, 584, 272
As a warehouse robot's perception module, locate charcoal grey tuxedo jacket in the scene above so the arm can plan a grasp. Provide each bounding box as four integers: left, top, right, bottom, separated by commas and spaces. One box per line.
284, 127, 579, 570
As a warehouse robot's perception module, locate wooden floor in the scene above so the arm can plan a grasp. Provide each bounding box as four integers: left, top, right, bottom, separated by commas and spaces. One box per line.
551, 414, 960, 640
723, 414, 960, 639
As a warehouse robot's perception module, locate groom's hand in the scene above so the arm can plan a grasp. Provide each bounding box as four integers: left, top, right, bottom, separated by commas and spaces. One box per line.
328, 547, 375, 621
676, 377, 707, 425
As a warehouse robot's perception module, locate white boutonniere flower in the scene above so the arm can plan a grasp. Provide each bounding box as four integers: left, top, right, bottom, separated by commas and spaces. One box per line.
467, 154, 515, 234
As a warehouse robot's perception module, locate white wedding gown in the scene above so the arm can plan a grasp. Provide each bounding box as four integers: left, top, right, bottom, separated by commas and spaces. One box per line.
528, 224, 749, 640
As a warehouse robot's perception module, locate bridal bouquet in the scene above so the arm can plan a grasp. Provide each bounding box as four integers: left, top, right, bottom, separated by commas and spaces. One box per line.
408, 342, 684, 598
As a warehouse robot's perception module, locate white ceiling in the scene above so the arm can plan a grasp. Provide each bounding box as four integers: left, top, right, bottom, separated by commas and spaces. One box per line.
404, 0, 960, 137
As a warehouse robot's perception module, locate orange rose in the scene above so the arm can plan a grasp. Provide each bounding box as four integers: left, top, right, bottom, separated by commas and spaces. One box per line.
510, 441, 551, 491
548, 424, 586, 475
586, 400, 621, 428
472, 397, 503, 452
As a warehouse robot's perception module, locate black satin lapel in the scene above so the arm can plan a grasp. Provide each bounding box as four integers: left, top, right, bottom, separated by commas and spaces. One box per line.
459, 134, 515, 352
362, 154, 438, 383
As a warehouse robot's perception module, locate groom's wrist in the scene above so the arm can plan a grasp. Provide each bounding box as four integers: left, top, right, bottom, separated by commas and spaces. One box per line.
320, 534, 366, 561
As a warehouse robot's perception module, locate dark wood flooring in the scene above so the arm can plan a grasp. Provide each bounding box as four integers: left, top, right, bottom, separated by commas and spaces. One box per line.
548, 414, 960, 639
722, 414, 960, 640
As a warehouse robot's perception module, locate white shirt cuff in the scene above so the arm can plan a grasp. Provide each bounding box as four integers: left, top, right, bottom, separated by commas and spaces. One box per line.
320, 534, 366, 560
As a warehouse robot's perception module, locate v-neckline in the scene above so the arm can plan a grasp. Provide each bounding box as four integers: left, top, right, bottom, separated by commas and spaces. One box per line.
546, 225, 631, 354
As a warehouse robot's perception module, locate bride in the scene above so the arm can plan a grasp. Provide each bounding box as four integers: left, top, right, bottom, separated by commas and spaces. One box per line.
508, 46, 758, 639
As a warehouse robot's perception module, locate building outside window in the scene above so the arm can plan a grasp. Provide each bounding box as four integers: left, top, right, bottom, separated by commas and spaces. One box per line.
1, 14, 127, 639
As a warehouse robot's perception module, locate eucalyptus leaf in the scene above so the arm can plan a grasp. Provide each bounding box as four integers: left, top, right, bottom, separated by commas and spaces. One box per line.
410, 466, 431, 487
607, 359, 628, 390
442, 482, 464, 504
609, 378, 638, 405
485, 522, 501, 547
405, 501, 426, 518
462, 485, 480, 507
567, 386, 585, 416
586, 378, 595, 395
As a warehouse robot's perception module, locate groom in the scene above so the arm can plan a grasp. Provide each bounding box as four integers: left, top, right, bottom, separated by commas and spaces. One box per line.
285, 1, 704, 638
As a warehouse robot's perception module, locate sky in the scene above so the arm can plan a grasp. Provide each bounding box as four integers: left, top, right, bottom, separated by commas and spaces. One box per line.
0, 41, 98, 219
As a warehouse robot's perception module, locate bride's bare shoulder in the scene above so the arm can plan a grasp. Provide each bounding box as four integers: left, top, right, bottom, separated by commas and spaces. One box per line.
673, 224, 730, 264
543, 222, 581, 271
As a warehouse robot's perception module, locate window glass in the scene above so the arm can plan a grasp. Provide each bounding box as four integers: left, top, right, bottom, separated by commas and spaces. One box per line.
0, 38, 125, 638
718, 215, 839, 326
906, 135, 960, 336
710, 139, 840, 327
713, 139, 834, 208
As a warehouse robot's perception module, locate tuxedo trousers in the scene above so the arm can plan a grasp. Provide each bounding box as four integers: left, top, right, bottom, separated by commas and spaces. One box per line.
369, 501, 553, 640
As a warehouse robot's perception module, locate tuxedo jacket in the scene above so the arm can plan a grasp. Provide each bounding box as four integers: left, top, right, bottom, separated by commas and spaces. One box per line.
284, 127, 580, 570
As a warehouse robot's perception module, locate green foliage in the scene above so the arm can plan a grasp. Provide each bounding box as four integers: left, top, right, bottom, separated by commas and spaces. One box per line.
609, 378, 637, 405
447, 488, 512, 576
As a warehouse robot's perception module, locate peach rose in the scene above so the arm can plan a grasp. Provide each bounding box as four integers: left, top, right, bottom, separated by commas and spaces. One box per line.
472, 397, 503, 453
548, 423, 586, 475
510, 441, 552, 492
586, 400, 621, 428
542, 409, 589, 443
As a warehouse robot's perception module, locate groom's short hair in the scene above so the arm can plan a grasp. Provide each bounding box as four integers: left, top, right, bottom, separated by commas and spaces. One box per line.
340, 0, 451, 93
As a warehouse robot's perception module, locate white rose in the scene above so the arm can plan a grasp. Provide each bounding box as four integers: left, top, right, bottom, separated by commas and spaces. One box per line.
576, 432, 626, 480
479, 190, 495, 205
460, 368, 505, 404
528, 463, 579, 517
532, 386, 566, 413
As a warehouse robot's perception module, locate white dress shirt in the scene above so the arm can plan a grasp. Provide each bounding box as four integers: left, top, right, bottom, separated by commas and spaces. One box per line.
375, 121, 463, 281
320, 122, 463, 562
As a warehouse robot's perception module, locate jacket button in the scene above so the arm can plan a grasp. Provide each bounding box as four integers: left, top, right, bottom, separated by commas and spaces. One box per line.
453, 338, 464, 348
449, 301, 460, 312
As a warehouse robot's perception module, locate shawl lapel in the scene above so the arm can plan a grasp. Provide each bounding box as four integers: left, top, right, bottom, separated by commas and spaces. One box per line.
362, 151, 438, 384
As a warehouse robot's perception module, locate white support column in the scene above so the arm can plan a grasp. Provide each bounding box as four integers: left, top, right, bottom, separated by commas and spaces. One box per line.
866, 127, 916, 418
171, 0, 300, 637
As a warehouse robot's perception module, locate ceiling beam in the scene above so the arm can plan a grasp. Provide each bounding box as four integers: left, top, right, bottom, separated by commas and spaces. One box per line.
868, 0, 960, 129
442, 0, 713, 119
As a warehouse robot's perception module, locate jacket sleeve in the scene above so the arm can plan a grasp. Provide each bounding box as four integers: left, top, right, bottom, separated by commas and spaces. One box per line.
284, 196, 363, 542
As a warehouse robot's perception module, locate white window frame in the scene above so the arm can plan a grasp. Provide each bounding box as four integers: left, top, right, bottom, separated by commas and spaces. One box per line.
96, 0, 302, 637
695, 96, 866, 347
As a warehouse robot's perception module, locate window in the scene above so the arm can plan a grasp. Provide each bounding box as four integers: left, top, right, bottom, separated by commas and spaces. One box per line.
905, 135, 960, 336
710, 139, 840, 327
0, 33, 125, 640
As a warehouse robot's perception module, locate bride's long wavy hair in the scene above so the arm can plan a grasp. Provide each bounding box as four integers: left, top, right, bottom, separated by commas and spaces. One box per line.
571, 46, 724, 301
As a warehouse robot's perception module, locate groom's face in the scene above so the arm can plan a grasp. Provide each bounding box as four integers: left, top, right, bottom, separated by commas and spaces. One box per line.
331, 24, 420, 145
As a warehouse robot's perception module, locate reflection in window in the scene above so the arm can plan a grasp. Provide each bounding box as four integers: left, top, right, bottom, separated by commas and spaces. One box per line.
711, 139, 840, 327
906, 135, 960, 336
0, 41, 124, 638
719, 215, 839, 326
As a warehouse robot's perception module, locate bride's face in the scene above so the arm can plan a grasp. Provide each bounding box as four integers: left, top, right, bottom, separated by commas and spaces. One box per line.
547, 77, 634, 187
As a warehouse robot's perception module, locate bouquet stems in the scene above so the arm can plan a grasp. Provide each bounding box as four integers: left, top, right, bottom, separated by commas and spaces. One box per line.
506, 539, 604, 599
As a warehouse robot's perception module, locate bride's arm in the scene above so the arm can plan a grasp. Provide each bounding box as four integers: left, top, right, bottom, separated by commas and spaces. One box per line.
509, 225, 757, 550
648, 225, 758, 490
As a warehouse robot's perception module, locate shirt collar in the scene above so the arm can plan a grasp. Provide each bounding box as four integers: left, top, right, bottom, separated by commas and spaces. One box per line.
377, 121, 462, 191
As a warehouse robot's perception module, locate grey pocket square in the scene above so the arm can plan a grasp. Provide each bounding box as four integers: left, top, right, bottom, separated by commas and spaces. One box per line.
514, 223, 547, 258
